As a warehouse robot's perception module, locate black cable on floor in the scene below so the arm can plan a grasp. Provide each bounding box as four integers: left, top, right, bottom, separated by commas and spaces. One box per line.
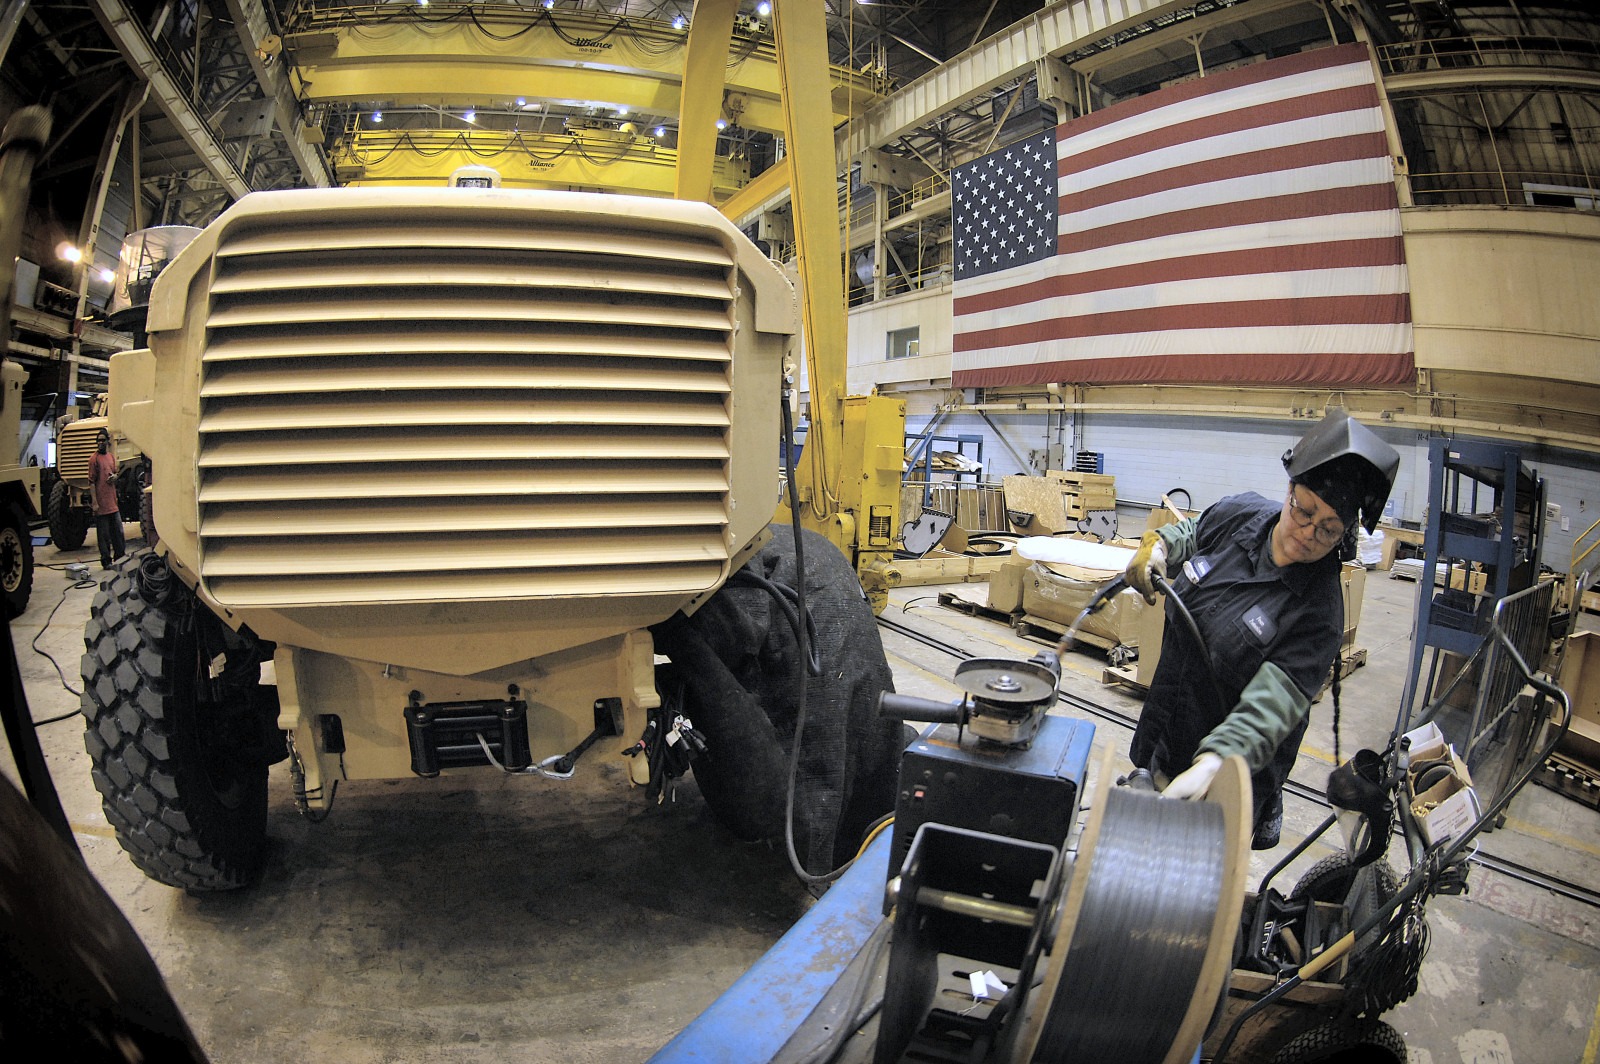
29, 563, 97, 705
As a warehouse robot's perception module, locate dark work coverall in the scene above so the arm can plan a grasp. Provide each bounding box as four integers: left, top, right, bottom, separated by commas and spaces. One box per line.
1130, 492, 1344, 834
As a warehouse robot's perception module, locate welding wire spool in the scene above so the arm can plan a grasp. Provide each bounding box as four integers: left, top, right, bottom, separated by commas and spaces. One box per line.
1011, 752, 1250, 1064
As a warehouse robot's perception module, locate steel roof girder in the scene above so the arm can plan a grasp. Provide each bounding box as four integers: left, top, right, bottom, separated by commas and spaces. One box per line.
91, 0, 250, 201
222, 0, 331, 186
835, 0, 1188, 166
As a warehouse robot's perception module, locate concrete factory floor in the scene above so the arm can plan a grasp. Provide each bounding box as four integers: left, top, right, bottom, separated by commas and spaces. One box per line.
7, 523, 1600, 1064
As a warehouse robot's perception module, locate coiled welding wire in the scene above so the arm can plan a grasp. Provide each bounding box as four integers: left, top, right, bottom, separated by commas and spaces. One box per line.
1034, 786, 1226, 1063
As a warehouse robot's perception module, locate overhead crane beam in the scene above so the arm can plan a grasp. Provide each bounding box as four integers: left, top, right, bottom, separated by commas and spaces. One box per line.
283, 12, 883, 136
333, 129, 748, 197
222, 0, 332, 187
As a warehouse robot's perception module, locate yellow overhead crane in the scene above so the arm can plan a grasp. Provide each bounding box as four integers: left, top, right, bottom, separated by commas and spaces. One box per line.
675, 0, 907, 610
288, 5, 885, 197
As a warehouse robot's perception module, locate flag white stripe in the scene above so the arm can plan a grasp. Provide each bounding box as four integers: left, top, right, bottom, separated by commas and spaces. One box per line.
1061, 158, 1395, 235
957, 212, 1404, 304
952, 323, 1414, 371
954, 266, 1410, 334
1056, 61, 1375, 162
1064, 108, 1387, 195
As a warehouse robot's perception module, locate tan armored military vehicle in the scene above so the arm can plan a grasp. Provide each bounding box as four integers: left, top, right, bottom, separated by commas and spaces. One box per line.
82, 187, 902, 891
0, 357, 39, 616
47, 395, 149, 549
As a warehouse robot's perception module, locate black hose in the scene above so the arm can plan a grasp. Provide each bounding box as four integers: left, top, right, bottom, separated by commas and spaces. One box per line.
1151, 571, 1230, 719
779, 393, 849, 890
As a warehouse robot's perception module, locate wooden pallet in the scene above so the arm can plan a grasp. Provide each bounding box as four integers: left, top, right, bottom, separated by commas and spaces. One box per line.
936, 591, 1018, 627
1101, 663, 1147, 694
1312, 646, 1368, 702
1582, 589, 1600, 616
1535, 754, 1600, 811
1014, 613, 1118, 654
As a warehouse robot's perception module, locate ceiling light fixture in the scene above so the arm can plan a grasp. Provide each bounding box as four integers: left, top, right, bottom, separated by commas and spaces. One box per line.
372, 111, 383, 122
653, 126, 666, 138
516, 97, 527, 107
57, 243, 81, 263
715, 118, 727, 130
463, 110, 476, 123
98, 267, 115, 283
755, 2, 770, 15
672, 15, 687, 30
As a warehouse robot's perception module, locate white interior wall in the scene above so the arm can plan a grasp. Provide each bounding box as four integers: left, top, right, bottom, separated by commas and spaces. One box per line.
895, 405, 1599, 572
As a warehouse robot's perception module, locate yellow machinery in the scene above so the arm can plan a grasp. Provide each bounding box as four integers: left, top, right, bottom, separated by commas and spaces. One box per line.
83, 1, 905, 890
677, 0, 905, 609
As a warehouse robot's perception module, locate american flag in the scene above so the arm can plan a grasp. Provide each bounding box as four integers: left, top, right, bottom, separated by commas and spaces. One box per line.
952, 43, 1414, 389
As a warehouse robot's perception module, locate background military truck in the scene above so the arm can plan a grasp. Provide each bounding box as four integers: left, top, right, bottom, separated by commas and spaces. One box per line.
83, 187, 903, 891
1, 357, 40, 617
47, 395, 150, 549
44, 227, 196, 552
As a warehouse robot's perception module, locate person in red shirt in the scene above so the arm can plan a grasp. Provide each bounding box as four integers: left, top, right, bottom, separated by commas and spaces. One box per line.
88, 430, 124, 569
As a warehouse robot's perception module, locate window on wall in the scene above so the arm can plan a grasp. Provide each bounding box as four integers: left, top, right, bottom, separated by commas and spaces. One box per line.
1522, 182, 1598, 209
887, 326, 920, 360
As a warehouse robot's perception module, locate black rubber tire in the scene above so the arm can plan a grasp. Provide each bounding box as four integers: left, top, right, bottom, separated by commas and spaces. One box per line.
1290, 853, 1401, 907
138, 478, 157, 547
116, 462, 145, 521
1268, 1018, 1407, 1064
47, 478, 89, 550
0, 500, 33, 618
80, 550, 272, 891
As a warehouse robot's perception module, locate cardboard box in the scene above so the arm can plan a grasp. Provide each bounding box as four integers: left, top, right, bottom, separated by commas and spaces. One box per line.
1402, 722, 1480, 846
1020, 563, 1149, 647
1340, 562, 1366, 647
1557, 631, 1600, 769
988, 559, 1028, 614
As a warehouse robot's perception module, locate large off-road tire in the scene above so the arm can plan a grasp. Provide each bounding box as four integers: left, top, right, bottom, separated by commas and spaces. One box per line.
116, 462, 146, 522
138, 480, 157, 547
650, 525, 904, 874
0, 500, 32, 618
1268, 1018, 1407, 1064
80, 551, 276, 890
46, 479, 89, 550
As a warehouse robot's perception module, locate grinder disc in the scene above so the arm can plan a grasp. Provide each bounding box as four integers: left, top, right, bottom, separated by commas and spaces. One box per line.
954, 657, 1058, 705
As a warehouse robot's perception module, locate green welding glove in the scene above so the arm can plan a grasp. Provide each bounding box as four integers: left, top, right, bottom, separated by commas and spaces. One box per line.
1126, 529, 1168, 605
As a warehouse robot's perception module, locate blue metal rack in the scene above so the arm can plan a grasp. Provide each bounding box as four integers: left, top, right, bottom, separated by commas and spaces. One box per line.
1399, 437, 1545, 727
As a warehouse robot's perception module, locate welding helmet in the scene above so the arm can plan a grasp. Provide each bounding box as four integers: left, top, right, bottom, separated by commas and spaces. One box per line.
1281, 409, 1400, 536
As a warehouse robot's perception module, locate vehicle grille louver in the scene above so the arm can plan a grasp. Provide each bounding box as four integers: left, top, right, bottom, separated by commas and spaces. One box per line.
194, 217, 738, 607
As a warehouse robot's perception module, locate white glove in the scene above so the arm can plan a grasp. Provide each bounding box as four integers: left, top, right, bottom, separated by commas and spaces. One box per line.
1162, 752, 1223, 800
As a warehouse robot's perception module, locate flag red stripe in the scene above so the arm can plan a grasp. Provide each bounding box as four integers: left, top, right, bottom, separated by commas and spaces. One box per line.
951, 351, 1415, 389
1061, 131, 1391, 214
953, 236, 1406, 316
953, 294, 1411, 351
1054, 44, 1375, 140
1059, 184, 1397, 255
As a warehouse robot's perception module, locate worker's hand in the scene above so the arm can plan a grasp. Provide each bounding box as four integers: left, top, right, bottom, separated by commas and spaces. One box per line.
1162, 752, 1223, 800
1126, 530, 1168, 605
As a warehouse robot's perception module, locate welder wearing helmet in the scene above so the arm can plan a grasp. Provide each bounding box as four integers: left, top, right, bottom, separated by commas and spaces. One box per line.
1123, 409, 1400, 849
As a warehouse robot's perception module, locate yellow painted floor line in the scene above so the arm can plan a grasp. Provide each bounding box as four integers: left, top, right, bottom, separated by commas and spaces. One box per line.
1500, 813, 1600, 862
1582, 983, 1600, 1064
